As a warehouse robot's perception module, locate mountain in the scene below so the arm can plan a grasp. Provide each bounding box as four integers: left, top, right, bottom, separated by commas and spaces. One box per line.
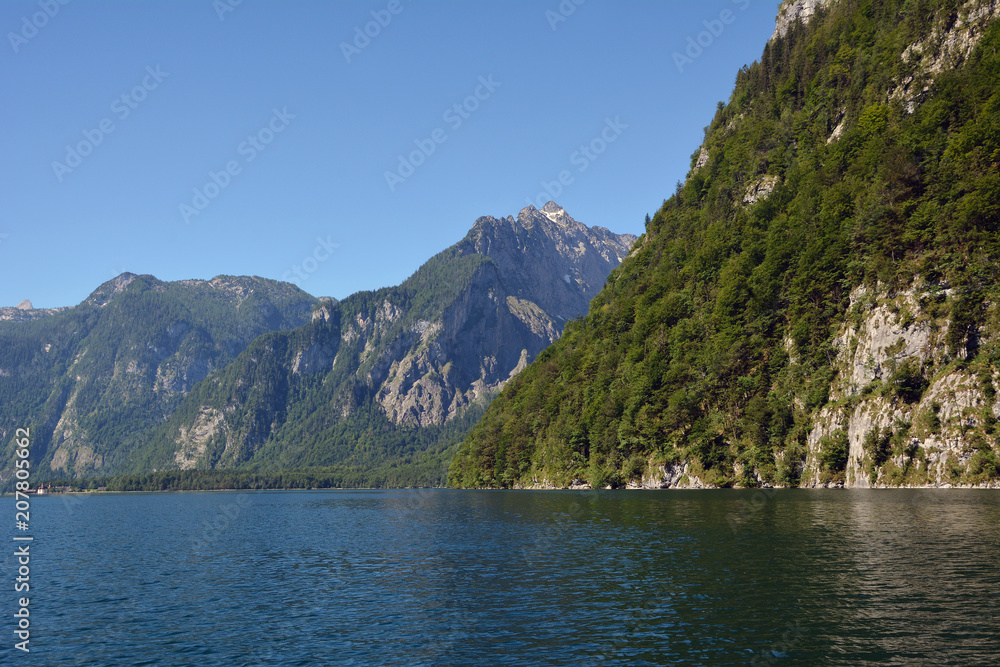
0, 300, 71, 322
89, 203, 634, 485
0, 274, 317, 479
449, 0, 1000, 489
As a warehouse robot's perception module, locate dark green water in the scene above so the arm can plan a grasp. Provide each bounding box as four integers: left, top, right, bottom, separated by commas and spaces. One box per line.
4, 489, 999, 664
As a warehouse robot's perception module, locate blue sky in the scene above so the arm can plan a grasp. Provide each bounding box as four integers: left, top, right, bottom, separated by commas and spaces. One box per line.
1, 0, 781, 308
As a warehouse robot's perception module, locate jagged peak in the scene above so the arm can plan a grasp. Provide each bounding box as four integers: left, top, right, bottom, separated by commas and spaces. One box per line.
15, 299, 33, 310
539, 201, 573, 226
465, 203, 635, 263
516, 201, 581, 229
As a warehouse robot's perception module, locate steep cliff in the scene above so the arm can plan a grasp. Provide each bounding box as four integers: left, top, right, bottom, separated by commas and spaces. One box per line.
449, 0, 1000, 489
803, 282, 1000, 488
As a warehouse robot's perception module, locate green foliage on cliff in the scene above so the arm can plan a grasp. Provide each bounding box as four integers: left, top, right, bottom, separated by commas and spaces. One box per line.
450, 0, 1000, 488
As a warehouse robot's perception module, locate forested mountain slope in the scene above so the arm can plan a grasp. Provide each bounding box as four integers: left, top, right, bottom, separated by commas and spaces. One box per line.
0, 274, 317, 480
450, 0, 1000, 489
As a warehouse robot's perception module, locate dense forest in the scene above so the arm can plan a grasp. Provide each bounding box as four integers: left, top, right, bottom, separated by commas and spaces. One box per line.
450, 0, 1000, 488
35, 464, 449, 493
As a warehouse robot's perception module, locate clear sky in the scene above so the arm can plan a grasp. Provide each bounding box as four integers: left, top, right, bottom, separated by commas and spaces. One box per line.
1, 0, 781, 308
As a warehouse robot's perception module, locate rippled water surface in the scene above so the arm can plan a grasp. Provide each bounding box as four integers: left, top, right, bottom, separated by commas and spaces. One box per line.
3, 489, 999, 665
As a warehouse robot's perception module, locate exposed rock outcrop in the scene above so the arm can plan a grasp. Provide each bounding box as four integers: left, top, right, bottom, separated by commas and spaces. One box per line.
802, 283, 1000, 488
374, 203, 635, 428
891, 0, 1000, 113
772, 0, 832, 42
743, 175, 780, 206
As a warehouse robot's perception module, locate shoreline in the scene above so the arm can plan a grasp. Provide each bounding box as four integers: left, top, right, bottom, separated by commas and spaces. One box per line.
6, 483, 999, 496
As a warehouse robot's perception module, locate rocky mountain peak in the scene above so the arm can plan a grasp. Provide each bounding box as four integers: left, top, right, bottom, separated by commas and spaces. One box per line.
516, 201, 579, 230
15, 299, 33, 310
85, 272, 141, 307
371, 203, 637, 428
540, 201, 575, 226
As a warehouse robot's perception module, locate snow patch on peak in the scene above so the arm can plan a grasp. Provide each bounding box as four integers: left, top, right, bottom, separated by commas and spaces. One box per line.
540, 201, 573, 225
542, 210, 564, 224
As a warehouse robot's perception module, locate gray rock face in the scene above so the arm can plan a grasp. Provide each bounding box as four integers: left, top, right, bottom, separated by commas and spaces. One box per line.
772, 0, 833, 42
85, 272, 139, 307
890, 0, 1000, 113
742, 175, 780, 206
802, 283, 1000, 488
376, 202, 636, 427
460, 203, 634, 318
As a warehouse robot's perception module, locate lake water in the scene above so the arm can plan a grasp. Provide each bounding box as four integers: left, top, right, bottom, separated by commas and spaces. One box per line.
3, 489, 999, 665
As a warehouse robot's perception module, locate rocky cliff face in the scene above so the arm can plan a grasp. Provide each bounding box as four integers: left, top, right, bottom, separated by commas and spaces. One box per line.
377, 203, 635, 428
800, 283, 1000, 488
651, 0, 1000, 491
890, 0, 1000, 113
772, 0, 832, 42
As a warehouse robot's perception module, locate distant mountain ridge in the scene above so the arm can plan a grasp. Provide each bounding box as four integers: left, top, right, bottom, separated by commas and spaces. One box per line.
0, 300, 72, 322
0, 204, 635, 486
127, 202, 634, 483
0, 273, 318, 479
